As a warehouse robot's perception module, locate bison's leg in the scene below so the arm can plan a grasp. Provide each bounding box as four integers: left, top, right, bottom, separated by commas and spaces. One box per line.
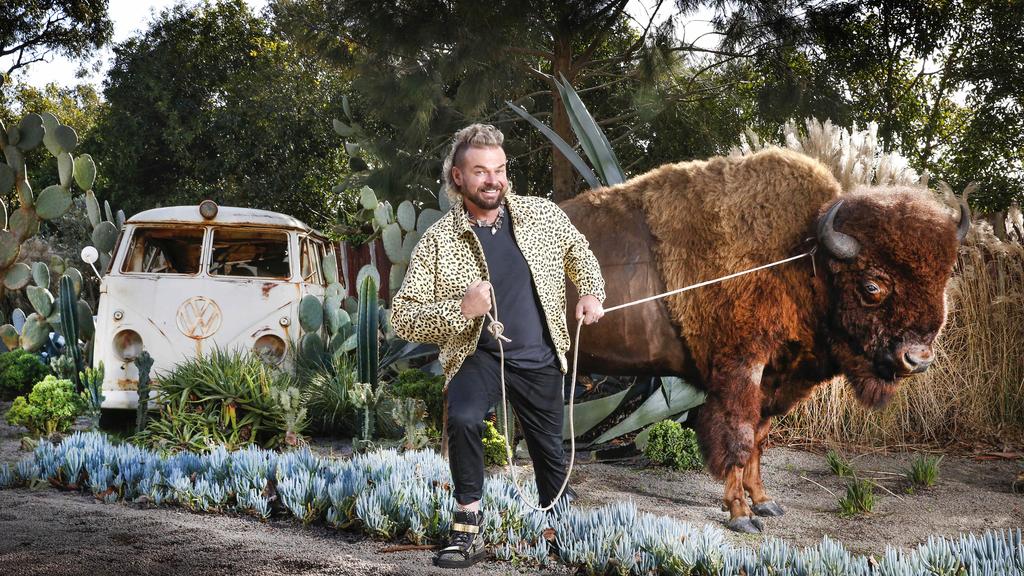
694, 360, 766, 533
744, 419, 785, 517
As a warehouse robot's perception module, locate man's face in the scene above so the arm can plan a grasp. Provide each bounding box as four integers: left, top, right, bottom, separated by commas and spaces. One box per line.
452, 145, 508, 211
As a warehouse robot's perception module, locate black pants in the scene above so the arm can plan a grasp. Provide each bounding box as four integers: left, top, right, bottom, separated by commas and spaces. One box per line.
447, 351, 566, 507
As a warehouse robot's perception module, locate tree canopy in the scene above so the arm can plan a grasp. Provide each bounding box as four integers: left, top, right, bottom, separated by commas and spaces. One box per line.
0, 0, 112, 77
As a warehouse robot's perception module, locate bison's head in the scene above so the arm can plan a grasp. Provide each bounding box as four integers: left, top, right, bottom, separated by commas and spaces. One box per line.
817, 188, 969, 408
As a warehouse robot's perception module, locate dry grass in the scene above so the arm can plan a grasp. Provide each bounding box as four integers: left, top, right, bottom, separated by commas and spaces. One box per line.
776, 227, 1024, 448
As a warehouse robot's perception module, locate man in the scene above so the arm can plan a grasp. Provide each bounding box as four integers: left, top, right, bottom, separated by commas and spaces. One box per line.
391, 123, 605, 569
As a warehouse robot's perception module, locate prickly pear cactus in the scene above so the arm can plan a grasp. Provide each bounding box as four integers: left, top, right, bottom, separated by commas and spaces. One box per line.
0, 113, 98, 352
356, 186, 441, 298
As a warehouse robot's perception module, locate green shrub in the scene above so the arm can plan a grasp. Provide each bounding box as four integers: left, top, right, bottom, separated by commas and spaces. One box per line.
302, 354, 360, 435
4, 375, 82, 435
390, 369, 444, 431
907, 453, 942, 490
483, 420, 508, 466
0, 349, 51, 400
135, 349, 301, 452
644, 419, 703, 471
826, 449, 855, 478
838, 478, 875, 517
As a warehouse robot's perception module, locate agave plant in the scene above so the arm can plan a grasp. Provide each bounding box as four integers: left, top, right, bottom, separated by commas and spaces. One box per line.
510, 79, 705, 450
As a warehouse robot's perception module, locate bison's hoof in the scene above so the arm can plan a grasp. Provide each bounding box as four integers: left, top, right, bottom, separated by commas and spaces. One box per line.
752, 501, 785, 517
727, 516, 763, 533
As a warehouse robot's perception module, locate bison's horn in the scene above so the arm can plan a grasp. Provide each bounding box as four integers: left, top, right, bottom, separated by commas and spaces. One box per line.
817, 200, 860, 260
956, 183, 975, 243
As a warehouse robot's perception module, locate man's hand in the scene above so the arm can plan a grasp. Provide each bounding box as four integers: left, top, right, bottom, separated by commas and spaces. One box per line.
575, 294, 604, 325
461, 279, 493, 319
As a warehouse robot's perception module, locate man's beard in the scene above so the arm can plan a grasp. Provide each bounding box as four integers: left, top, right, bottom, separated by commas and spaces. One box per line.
464, 186, 506, 210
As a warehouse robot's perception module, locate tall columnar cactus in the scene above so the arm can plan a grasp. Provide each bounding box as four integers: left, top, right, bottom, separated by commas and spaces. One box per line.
58, 274, 82, 389
0, 113, 96, 353
135, 351, 154, 432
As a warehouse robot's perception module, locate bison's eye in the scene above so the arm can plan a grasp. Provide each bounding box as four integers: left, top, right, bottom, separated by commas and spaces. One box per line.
858, 280, 886, 306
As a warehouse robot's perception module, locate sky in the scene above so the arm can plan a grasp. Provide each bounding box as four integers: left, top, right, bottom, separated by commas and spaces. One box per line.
2, 0, 715, 91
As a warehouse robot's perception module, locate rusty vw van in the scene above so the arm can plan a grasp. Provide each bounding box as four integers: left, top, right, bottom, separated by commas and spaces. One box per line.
93, 201, 331, 409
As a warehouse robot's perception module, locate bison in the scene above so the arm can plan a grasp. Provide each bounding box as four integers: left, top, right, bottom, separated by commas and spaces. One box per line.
561, 147, 968, 533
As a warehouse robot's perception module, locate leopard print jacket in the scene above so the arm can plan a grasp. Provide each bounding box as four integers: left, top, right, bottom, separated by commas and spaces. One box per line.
391, 192, 605, 383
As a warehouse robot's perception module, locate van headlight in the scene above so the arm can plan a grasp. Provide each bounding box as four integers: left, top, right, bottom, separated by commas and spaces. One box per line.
113, 329, 143, 361
254, 334, 286, 364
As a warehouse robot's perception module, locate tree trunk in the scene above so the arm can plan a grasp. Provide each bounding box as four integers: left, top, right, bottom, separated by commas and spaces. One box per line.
550, 29, 577, 203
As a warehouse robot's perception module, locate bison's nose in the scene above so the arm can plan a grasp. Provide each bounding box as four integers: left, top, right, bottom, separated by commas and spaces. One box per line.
899, 344, 934, 374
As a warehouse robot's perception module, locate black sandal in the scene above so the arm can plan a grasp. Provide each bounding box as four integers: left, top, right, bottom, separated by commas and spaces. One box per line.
434, 510, 487, 569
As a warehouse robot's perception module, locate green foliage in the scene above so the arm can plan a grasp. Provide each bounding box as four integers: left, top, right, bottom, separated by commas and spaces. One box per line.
48, 354, 75, 380
643, 419, 703, 471
907, 454, 942, 490
79, 363, 104, 431
136, 350, 301, 452
0, 1, 112, 78
0, 349, 49, 400
4, 375, 82, 435
838, 478, 876, 517
91, 0, 351, 229
482, 420, 508, 467
390, 368, 444, 431
301, 354, 359, 435
826, 449, 855, 478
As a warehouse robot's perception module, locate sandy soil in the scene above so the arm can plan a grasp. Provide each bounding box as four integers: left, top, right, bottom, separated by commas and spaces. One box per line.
1, 402, 1022, 575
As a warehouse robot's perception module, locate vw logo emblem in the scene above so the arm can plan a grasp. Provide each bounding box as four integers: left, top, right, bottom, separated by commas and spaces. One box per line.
176, 296, 222, 339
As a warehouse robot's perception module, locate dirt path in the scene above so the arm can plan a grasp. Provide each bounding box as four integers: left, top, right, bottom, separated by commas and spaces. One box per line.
1, 402, 1022, 575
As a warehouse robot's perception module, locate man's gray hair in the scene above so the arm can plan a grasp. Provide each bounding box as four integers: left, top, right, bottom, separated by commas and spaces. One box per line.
442, 123, 506, 204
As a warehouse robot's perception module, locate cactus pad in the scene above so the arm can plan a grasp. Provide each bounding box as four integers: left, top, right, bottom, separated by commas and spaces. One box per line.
66, 267, 83, 298
381, 222, 402, 264
40, 113, 60, 155
4, 263, 32, 291
19, 312, 49, 352
16, 180, 33, 206
0, 230, 21, 269
322, 252, 338, 284
9, 206, 39, 241
92, 221, 118, 253
31, 261, 49, 288
77, 299, 95, 338
325, 282, 344, 300
298, 294, 324, 333
300, 332, 325, 359
53, 125, 78, 153
35, 185, 73, 220
57, 152, 74, 188
26, 285, 53, 317
85, 190, 101, 227
396, 200, 416, 232
17, 114, 44, 150
0, 324, 18, 350
0, 162, 14, 196
359, 186, 378, 210
73, 154, 96, 191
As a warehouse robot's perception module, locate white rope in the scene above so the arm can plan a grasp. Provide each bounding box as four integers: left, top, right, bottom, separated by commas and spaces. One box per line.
491, 250, 815, 512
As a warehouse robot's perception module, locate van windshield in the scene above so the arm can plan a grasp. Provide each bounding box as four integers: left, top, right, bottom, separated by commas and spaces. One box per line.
209, 228, 291, 279
122, 227, 204, 275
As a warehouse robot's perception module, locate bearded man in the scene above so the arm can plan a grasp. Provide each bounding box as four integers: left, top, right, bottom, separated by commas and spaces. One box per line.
391, 123, 606, 568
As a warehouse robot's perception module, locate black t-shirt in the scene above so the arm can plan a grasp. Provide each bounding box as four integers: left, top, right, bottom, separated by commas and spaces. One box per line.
473, 216, 557, 369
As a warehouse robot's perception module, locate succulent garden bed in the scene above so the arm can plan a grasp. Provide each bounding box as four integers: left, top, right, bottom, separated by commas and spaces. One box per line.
1, 409, 1021, 575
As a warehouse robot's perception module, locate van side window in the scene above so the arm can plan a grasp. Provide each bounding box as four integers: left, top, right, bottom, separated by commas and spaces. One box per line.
209, 228, 291, 279
300, 237, 324, 285
121, 227, 204, 275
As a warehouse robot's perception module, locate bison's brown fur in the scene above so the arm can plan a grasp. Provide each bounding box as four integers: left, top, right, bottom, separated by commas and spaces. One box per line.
562, 147, 963, 532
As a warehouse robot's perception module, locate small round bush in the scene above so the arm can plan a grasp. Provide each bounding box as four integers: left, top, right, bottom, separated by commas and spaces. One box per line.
0, 349, 51, 401
482, 420, 509, 466
644, 419, 703, 471
4, 375, 82, 436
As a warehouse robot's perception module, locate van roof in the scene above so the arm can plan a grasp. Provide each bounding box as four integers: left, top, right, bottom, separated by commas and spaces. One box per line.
127, 205, 322, 235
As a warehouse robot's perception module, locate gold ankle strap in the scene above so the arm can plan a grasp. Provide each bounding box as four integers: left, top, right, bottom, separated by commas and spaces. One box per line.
452, 522, 480, 534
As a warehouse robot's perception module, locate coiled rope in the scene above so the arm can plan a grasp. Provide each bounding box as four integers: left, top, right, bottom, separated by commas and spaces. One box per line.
489, 249, 815, 512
